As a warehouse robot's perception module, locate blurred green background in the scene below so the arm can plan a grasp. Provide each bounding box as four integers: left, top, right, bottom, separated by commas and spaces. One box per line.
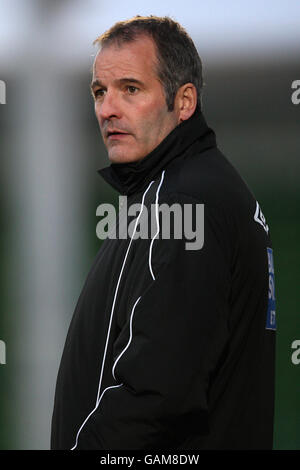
0, 0, 299, 450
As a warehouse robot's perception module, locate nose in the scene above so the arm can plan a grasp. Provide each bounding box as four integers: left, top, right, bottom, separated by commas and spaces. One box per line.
96, 89, 122, 125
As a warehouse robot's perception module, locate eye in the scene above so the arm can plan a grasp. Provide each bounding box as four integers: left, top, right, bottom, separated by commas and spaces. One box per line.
94, 89, 106, 98
127, 85, 138, 94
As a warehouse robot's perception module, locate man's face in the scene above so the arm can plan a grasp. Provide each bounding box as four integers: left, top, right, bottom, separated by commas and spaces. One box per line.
91, 35, 180, 163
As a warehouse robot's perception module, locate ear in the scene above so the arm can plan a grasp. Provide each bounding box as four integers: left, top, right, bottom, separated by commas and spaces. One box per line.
174, 83, 198, 123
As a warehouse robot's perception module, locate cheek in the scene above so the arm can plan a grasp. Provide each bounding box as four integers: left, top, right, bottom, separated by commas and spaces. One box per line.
135, 102, 169, 142
94, 105, 101, 126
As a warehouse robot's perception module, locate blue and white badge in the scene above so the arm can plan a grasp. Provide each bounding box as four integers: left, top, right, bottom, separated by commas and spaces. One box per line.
266, 247, 276, 330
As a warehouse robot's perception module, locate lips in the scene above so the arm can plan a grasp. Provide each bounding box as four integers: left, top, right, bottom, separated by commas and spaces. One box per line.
107, 130, 129, 138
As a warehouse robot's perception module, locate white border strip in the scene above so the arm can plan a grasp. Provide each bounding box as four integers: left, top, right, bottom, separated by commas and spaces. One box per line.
148, 170, 165, 281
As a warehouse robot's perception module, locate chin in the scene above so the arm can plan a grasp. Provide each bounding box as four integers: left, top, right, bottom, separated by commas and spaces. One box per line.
108, 151, 144, 164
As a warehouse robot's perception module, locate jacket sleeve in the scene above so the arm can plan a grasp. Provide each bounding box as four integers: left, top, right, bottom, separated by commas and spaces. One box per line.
74, 197, 232, 450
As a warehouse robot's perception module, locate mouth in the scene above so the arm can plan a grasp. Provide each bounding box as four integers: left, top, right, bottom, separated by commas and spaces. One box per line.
106, 130, 130, 140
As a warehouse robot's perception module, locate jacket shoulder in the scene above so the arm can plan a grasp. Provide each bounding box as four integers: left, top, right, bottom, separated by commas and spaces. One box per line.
163, 145, 256, 217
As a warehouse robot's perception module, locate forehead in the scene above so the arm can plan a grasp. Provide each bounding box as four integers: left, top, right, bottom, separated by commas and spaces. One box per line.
92, 35, 159, 80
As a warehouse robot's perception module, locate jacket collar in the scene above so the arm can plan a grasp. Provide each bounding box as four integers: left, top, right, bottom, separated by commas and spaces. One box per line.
98, 110, 216, 196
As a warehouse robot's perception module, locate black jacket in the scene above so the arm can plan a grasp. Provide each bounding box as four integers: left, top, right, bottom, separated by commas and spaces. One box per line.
51, 110, 276, 450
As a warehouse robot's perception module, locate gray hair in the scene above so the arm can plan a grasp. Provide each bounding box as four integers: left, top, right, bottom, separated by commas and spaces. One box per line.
93, 15, 203, 112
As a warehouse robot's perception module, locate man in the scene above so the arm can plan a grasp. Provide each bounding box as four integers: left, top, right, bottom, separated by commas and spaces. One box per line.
51, 16, 276, 450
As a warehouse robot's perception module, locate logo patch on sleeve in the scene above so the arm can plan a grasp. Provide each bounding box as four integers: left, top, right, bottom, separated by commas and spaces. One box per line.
254, 201, 269, 234
266, 247, 276, 330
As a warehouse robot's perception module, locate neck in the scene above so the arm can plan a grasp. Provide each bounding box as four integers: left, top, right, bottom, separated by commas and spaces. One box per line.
98, 110, 216, 195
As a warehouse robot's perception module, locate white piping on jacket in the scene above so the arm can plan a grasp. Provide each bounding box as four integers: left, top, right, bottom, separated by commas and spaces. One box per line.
149, 170, 165, 281
71, 170, 166, 449
112, 170, 165, 380
95, 180, 155, 407
70, 383, 123, 450
112, 296, 141, 381
71, 179, 154, 450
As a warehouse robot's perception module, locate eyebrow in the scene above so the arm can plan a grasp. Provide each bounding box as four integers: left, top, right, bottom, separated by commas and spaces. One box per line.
90, 77, 145, 91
